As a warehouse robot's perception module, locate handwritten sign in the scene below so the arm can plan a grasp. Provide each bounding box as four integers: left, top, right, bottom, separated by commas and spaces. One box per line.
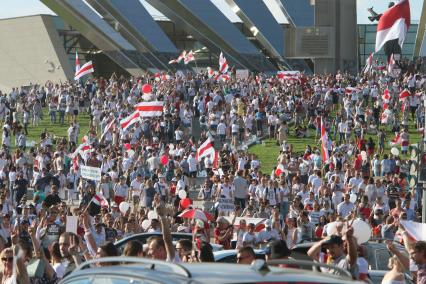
218, 198, 235, 213
80, 165, 101, 181
66, 216, 78, 234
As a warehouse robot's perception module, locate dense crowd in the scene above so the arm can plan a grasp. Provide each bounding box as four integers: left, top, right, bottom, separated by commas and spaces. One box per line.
0, 58, 426, 284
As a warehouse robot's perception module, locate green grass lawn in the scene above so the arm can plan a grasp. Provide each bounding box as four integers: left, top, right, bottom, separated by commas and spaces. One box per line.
4, 109, 92, 148
249, 120, 422, 174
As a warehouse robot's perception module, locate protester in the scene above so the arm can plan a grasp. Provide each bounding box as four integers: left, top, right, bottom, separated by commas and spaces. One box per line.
0, 59, 424, 282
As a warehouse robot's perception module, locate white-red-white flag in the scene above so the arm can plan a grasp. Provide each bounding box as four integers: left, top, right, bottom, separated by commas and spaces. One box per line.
74, 61, 94, 80
275, 164, 286, 177
100, 118, 116, 141
345, 87, 361, 94
364, 53, 374, 74
134, 101, 163, 117
169, 50, 187, 64
197, 138, 215, 161
399, 89, 410, 100
120, 111, 140, 131
375, 0, 410, 52
390, 132, 402, 145
206, 67, 217, 78
277, 71, 301, 80
219, 52, 228, 74
387, 54, 396, 74
320, 117, 329, 162
75, 50, 80, 75
184, 50, 195, 65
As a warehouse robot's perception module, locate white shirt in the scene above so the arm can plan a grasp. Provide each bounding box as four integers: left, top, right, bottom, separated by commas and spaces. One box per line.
187, 156, 198, 172
337, 201, 355, 218
130, 179, 142, 197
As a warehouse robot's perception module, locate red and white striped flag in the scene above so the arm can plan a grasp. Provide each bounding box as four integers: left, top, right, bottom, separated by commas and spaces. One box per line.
184, 50, 195, 65
364, 53, 374, 74
207, 67, 217, 78
388, 53, 396, 74
320, 117, 329, 162
120, 111, 140, 131
197, 138, 215, 161
74, 61, 94, 80
390, 132, 402, 145
345, 87, 360, 94
399, 89, 410, 100
100, 118, 116, 142
277, 71, 301, 80
219, 52, 228, 74
134, 101, 163, 117
275, 164, 286, 177
382, 89, 391, 101
375, 0, 410, 52
169, 50, 187, 64
75, 50, 80, 75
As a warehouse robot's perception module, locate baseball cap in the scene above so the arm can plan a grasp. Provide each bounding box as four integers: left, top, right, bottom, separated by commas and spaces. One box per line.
322, 235, 344, 246
265, 240, 291, 259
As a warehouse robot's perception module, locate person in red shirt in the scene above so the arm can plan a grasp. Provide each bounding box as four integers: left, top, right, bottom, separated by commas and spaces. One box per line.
214, 217, 233, 250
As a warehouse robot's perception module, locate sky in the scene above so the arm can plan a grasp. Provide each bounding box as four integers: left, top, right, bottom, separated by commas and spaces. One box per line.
0, 0, 422, 24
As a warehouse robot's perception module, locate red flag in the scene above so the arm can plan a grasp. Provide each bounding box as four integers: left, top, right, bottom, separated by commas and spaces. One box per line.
375, 0, 410, 52
382, 89, 390, 101
275, 164, 286, 177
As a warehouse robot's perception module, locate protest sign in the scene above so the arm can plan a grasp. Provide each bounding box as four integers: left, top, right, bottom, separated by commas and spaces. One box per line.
218, 198, 235, 213
81, 165, 102, 181
236, 69, 249, 80
66, 216, 78, 234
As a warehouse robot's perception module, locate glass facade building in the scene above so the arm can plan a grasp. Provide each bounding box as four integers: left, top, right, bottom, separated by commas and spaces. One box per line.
358, 24, 419, 67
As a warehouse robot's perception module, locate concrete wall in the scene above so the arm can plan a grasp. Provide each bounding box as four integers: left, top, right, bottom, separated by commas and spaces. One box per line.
0, 15, 73, 92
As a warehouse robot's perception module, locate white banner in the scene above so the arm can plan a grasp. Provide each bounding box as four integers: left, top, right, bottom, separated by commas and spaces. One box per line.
66, 216, 78, 234
236, 69, 249, 80
217, 198, 235, 213
80, 165, 102, 181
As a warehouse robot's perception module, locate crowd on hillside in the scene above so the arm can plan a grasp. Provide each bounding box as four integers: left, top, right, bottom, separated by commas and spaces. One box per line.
0, 58, 426, 284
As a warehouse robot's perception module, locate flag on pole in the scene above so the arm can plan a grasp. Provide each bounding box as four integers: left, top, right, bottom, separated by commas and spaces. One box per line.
219, 52, 228, 74
277, 71, 301, 80
197, 138, 215, 161
206, 67, 217, 78
120, 111, 140, 131
100, 118, 116, 142
320, 117, 329, 162
134, 101, 164, 117
75, 50, 80, 75
375, 0, 410, 52
364, 53, 374, 74
88, 193, 109, 216
184, 50, 195, 64
169, 51, 187, 64
74, 61, 94, 80
387, 54, 396, 74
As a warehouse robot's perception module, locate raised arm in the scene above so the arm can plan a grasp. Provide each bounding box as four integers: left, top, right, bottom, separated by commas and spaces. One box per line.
156, 201, 175, 261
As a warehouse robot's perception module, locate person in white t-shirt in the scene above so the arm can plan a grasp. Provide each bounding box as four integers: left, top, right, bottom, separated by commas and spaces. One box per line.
217, 121, 227, 142
187, 152, 198, 189
130, 174, 143, 208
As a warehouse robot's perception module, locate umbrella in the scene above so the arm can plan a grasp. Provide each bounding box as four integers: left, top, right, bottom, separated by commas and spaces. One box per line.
178, 209, 214, 222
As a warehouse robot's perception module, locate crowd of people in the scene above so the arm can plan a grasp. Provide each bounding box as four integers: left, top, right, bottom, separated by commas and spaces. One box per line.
0, 57, 426, 284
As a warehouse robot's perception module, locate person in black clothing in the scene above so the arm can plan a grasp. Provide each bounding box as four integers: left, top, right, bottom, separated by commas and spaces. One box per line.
14, 172, 28, 206
44, 185, 62, 208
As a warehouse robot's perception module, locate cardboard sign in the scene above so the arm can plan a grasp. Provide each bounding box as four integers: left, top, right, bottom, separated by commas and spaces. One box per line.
80, 165, 102, 181
218, 198, 235, 213
65, 216, 78, 234
236, 69, 249, 80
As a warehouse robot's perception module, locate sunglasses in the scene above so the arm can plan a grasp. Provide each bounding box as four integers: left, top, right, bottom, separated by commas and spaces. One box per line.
1, 257, 13, 262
